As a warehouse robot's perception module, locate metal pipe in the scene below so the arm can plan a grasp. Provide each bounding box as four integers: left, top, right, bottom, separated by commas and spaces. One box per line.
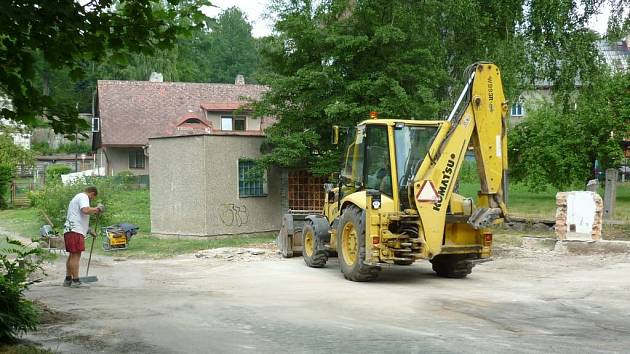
446, 71, 476, 123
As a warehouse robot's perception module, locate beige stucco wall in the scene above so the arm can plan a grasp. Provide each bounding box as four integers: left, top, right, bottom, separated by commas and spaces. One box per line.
205, 112, 262, 131
102, 147, 150, 176
149, 136, 208, 235
149, 135, 282, 236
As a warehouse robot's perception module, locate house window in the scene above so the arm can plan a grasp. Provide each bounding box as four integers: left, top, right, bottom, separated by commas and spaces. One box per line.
238, 160, 266, 197
221, 115, 246, 131
129, 149, 145, 169
92, 117, 100, 132
511, 103, 524, 117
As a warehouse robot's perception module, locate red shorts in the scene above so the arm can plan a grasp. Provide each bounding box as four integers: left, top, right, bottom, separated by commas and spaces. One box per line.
64, 231, 85, 253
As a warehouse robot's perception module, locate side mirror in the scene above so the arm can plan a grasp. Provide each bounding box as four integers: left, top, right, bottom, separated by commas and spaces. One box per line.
331, 125, 339, 145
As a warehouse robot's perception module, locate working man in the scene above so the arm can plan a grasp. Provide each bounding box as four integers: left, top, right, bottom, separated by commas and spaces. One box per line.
63, 186, 103, 288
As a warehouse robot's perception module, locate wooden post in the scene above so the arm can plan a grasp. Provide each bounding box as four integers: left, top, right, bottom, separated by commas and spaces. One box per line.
10, 181, 16, 206
604, 168, 618, 220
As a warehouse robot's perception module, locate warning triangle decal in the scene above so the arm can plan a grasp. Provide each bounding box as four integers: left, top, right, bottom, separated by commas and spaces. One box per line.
416, 180, 439, 202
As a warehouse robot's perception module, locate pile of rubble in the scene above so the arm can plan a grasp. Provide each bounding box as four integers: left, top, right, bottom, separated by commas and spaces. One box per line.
194, 244, 279, 262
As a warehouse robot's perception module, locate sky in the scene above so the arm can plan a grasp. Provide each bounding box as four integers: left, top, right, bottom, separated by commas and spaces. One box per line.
203, 0, 273, 38
205, 1, 612, 38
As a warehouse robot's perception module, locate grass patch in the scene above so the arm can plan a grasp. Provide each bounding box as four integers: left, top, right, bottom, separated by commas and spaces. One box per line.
613, 182, 630, 221
492, 233, 528, 247
92, 232, 277, 259
0, 208, 43, 239
459, 181, 630, 220
0, 344, 53, 354
102, 188, 150, 232
602, 224, 630, 241
2, 180, 628, 258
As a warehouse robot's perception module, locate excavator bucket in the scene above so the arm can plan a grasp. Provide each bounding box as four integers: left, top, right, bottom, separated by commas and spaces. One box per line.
277, 213, 306, 258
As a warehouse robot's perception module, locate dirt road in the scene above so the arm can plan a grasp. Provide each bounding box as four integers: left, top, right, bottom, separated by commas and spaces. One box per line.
25, 245, 630, 354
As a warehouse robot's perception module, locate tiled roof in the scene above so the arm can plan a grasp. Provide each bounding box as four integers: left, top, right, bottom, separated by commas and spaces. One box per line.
200, 102, 250, 111
97, 80, 269, 146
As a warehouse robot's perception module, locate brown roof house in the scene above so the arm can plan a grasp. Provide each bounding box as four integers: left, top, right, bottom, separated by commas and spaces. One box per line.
94, 74, 287, 236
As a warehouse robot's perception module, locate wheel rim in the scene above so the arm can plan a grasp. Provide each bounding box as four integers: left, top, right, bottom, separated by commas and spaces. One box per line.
341, 221, 358, 265
304, 229, 314, 257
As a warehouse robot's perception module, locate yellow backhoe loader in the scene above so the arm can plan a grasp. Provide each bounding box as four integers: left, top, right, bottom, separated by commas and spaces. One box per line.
278, 62, 509, 281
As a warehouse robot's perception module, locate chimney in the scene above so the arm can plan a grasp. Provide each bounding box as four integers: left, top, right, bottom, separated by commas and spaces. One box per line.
235, 74, 245, 85
149, 72, 163, 82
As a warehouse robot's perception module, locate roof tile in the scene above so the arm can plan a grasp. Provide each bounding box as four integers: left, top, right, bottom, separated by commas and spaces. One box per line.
97, 80, 269, 146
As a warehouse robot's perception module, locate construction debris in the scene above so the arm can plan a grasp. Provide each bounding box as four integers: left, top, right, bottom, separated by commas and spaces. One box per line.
194, 245, 276, 262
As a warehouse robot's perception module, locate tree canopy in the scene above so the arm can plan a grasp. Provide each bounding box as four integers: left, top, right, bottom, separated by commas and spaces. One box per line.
19, 5, 260, 118
0, 0, 209, 133
509, 69, 630, 190
254, 0, 629, 177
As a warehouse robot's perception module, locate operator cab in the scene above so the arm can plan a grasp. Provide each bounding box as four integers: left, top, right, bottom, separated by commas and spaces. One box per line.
339, 119, 441, 211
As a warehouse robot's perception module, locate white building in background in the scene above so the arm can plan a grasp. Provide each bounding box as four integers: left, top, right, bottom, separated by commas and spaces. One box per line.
0, 96, 31, 150
511, 35, 630, 126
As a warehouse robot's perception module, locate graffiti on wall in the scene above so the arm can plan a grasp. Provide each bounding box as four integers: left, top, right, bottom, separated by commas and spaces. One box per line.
219, 204, 249, 226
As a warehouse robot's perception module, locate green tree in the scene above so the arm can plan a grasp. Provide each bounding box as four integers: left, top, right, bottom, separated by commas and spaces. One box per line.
28, 6, 261, 114
0, 134, 33, 208
509, 69, 630, 190
254, 0, 624, 176
0, 0, 209, 133
0, 134, 34, 169
207, 7, 259, 83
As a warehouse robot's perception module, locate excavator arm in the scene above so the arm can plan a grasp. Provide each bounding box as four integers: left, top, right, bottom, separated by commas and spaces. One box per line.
412, 63, 509, 258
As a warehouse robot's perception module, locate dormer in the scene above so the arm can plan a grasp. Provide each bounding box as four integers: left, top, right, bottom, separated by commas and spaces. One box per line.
174, 112, 212, 132
201, 102, 260, 132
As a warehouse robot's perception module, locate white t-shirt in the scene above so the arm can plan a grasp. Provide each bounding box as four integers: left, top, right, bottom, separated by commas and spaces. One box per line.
64, 192, 91, 236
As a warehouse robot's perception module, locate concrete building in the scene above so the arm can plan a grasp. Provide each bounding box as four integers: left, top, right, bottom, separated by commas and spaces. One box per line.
92, 74, 269, 176
149, 132, 283, 236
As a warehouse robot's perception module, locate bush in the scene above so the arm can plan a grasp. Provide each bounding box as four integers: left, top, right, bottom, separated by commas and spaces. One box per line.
31, 142, 53, 156
44, 164, 72, 185
0, 164, 14, 209
116, 171, 135, 187
57, 142, 91, 155
0, 238, 49, 341
29, 178, 115, 231
32, 141, 91, 155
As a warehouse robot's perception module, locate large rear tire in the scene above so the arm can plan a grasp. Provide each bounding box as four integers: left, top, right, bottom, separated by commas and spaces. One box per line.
302, 221, 328, 268
430, 254, 474, 278
336, 206, 378, 282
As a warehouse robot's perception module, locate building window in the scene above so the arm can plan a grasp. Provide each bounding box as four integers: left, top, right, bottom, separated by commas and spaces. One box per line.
221, 115, 246, 131
91, 117, 100, 132
238, 160, 266, 197
511, 103, 524, 117
129, 149, 145, 169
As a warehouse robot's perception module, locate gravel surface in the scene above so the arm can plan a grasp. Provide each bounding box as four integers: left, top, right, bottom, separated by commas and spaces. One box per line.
21, 241, 630, 354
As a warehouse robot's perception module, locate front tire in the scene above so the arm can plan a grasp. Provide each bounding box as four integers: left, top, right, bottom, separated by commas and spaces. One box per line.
336, 206, 379, 282
302, 221, 328, 268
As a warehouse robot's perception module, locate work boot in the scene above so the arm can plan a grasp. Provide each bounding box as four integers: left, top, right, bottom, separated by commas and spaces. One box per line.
70, 280, 90, 288
63, 279, 72, 287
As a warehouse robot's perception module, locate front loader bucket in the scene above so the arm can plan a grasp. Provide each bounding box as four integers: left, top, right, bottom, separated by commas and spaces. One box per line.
277, 213, 307, 258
